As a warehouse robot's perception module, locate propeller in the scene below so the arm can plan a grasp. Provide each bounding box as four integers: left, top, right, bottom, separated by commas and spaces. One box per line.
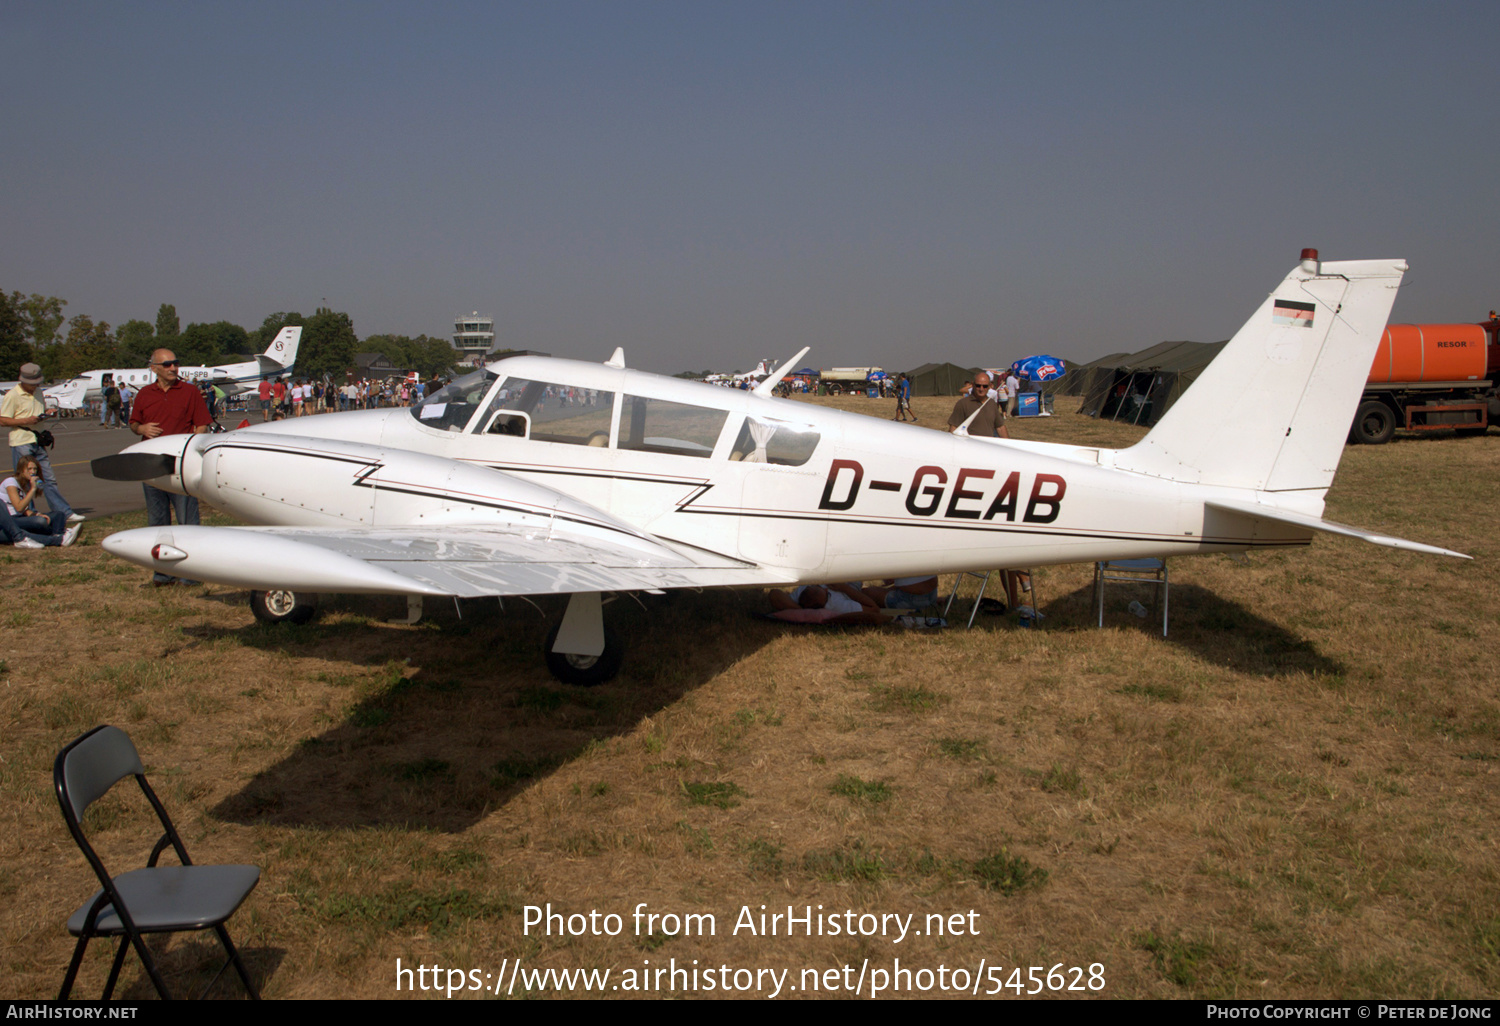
91, 452, 177, 481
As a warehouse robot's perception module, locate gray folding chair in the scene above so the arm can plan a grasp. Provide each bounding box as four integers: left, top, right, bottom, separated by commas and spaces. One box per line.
54, 725, 261, 1000
1092, 558, 1169, 637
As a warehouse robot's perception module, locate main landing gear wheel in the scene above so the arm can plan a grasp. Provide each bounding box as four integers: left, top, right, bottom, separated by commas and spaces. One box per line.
544, 622, 623, 686
250, 589, 318, 625
1351, 401, 1396, 445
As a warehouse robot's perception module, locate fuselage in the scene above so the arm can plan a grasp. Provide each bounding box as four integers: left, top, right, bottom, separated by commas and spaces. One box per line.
138, 354, 1313, 586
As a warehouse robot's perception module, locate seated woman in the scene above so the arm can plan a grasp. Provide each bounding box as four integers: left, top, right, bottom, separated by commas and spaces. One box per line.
2, 456, 78, 548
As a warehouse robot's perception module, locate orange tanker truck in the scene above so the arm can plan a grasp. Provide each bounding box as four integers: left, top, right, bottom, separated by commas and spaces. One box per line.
1349, 313, 1500, 444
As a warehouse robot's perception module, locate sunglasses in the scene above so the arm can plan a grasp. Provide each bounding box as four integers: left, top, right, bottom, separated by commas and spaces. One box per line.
153, 360, 181, 368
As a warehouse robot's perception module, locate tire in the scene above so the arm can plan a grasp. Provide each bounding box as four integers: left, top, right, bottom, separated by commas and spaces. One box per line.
250, 589, 318, 625
544, 622, 623, 686
826, 383, 843, 396
1352, 400, 1396, 445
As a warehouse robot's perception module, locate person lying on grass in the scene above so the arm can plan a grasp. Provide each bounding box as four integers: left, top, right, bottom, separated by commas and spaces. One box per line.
767, 583, 887, 625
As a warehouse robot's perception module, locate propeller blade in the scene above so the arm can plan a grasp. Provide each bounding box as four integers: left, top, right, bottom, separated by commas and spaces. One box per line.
91, 452, 176, 481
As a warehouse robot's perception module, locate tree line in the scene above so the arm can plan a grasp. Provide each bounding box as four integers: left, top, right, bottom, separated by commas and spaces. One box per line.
0, 291, 460, 382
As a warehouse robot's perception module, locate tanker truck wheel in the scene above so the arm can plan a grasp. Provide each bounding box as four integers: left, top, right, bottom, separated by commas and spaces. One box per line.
1352, 401, 1396, 445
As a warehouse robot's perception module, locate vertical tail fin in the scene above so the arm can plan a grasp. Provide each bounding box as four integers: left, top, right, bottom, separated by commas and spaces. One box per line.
258, 326, 301, 370
1114, 254, 1405, 498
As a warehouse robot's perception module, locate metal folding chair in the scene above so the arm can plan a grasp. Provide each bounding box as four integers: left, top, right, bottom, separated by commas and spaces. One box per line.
1092, 558, 1169, 637
54, 725, 261, 1000
942, 569, 1039, 629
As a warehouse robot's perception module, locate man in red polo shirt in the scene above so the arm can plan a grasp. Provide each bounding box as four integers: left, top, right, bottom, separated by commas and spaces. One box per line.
129, 348, 211, 585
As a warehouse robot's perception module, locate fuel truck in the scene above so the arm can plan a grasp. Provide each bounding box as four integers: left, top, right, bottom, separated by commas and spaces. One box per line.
1349, 313, 1500, 444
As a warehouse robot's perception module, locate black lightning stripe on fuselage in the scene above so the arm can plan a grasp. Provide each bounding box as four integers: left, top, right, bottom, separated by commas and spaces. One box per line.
470, 458, 1302, 550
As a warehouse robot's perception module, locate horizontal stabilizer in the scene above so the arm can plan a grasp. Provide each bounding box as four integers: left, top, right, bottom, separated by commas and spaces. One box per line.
1205, 499, 1470, 559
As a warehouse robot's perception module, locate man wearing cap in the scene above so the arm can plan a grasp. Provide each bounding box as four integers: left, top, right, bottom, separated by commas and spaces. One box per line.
1, 362, 82, 525
130, 348, 211, 585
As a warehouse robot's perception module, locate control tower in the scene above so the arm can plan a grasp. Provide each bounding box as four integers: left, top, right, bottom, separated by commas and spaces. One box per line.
453, 312, 495, 365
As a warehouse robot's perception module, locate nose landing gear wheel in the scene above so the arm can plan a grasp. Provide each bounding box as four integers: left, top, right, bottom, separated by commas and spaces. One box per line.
544, 622, 623, 686
250, 589, 318, 624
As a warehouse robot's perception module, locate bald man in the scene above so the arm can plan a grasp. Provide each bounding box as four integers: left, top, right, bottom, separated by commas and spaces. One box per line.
129, 349, 212, 585
946, 371, 1009, 439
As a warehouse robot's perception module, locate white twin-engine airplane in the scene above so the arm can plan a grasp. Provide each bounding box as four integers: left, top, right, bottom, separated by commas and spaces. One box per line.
45, 327, 301, 410
94, 253, 1466, 684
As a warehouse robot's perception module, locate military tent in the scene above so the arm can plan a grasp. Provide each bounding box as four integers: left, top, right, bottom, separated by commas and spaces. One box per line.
905, 362, 980, 396
1074, 340, 1228, 426
1042, 352, 1128, 398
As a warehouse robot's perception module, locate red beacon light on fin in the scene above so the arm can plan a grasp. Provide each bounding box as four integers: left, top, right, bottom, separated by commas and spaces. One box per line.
1300, 248, 1320, 274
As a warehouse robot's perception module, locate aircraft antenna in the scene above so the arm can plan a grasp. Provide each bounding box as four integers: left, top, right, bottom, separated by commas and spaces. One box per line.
752, 346, 810, 398
952, 396, 996, 438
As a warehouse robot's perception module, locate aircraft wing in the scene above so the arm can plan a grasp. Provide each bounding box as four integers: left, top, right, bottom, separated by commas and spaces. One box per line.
1204, 499, 1470, 559
101, 522, 797, 596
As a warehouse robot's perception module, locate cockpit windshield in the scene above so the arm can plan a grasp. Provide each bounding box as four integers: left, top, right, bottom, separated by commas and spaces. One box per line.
410, 368, 498, 432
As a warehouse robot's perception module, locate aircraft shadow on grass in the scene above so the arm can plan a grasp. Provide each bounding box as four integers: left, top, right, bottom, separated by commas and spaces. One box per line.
193, 577, 1343, 833
198, 589, 778, 833
1034, 581, 1347, 679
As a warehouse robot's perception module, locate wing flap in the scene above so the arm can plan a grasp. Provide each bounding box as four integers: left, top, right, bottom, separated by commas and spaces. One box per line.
1205, 499, 1470, 559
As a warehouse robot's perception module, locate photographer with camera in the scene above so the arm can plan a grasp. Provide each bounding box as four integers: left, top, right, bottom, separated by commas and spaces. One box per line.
1, 362, 81, 527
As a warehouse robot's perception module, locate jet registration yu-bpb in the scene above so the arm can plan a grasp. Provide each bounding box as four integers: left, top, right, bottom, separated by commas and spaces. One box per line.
94, 252, 1467, 684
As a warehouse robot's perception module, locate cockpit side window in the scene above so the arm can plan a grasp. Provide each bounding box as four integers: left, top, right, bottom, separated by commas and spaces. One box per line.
618, 396, 729, 458
729, 417, 821, 465
475, 378, 615, 447
411, 368, 498, 432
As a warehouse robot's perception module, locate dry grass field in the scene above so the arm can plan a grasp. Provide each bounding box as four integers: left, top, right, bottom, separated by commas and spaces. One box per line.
2, 394, 1496, 1000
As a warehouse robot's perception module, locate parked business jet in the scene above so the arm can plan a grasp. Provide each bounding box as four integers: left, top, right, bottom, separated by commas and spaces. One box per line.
45, 327, 301, 409
93, 253, 1465, 683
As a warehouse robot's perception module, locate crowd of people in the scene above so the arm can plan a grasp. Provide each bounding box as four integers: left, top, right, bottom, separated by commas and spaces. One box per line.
252, 376, 435, 421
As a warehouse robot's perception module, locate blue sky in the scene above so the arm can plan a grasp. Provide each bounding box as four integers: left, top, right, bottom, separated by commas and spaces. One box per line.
3, 1, 1496, 371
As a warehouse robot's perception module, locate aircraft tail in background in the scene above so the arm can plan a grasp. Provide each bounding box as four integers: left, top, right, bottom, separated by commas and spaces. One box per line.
257, 326, 301, 373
